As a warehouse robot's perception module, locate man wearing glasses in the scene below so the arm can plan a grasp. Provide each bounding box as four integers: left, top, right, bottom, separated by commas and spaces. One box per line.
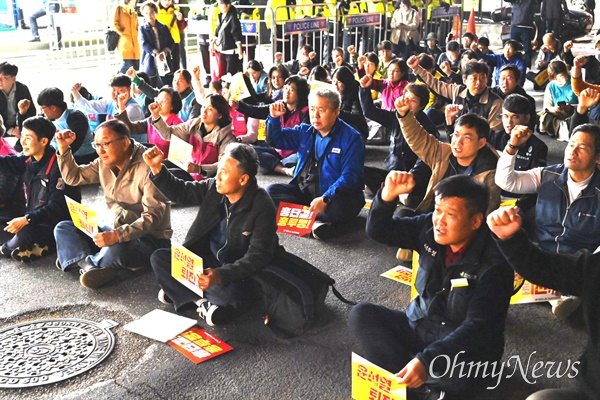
53, 120, 172, 289
394, 97, 500, 216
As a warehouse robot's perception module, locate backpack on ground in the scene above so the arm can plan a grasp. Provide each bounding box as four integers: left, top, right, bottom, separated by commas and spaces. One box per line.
253, 250, 355, 338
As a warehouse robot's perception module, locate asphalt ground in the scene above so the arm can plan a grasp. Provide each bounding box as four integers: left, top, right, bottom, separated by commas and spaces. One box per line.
0, 40, 594, 400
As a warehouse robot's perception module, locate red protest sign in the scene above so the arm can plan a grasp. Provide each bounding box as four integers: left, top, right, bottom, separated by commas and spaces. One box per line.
276, 202, 316, 236
167, 326, 233, 364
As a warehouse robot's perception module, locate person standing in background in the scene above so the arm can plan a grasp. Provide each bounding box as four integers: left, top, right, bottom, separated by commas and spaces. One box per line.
114, 0, 141, 74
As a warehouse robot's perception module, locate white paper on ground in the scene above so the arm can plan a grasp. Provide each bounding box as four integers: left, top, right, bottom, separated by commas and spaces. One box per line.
124, 309, 197, 342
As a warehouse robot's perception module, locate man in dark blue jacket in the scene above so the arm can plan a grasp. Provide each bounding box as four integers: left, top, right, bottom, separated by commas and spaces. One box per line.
350, 175, 513, 399
265, 86, 365, 239
0, 116, 81, 262
145, 143, 280, 326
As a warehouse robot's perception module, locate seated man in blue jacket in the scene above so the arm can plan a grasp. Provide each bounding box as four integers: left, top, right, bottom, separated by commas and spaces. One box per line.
0, 116, 81, 262
265, 86, 365, 239
145, 143, 280, 326
350, 174, 514, 399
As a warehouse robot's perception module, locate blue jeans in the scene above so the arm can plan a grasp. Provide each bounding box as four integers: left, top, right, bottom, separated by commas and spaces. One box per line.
54, 221, 170, 271
29, 7, 46, 38
510, 25, 534, 73
150, 248, 257, 311
118, 59, 140, 74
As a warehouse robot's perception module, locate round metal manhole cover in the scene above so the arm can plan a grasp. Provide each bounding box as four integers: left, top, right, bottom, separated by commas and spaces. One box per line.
0, 318, 116, 388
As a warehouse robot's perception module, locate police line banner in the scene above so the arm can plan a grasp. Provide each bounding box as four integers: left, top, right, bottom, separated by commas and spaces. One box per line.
276, 202, 317, 236
171, 242, 204, 297
65, 196, 98, 238
285, 17, 328, 34
352, 353, 407, 400
168, 135, 194, 170
168, 326, 233, 364
346, 13, 382, 28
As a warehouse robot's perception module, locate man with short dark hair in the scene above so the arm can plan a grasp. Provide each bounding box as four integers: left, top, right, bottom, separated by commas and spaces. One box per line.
18, 87, 96, 164
351, 174, 513, 399
407, 55, 503, 132
71, 74, 145, 138
53, 119, 171, 289
489, 94, 547, 178
395, 96, 501, 215
436, 40, 461, 71
490, 64, 537, 129
145, 143, 280, 326
495, 123, 600, 318
265, 86, 365, 239
0, 116, 80, 262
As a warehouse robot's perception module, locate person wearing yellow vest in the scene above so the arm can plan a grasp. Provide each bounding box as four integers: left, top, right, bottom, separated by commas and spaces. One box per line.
265, 0, 296, 55
114, 0, 141, 74
157, 0, 184, 82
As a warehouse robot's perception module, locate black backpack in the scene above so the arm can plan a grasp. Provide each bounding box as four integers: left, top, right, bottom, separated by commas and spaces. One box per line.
253, 250, 355, 338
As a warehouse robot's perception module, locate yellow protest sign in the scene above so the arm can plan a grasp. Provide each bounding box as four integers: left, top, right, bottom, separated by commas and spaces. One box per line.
257, 119, 267, 141
381, 265, 413, 286
171, 242, 204, 297
65, 196, 98, 238
352, 353, 406, 400
510, 281, 560, 304
229, 72, 252, 101
168, 135, 193, 169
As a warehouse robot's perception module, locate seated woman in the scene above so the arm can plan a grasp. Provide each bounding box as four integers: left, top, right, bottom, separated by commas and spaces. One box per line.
261, 65, 289, 104
355, 52, 381, 100
128, 67, 200, 122
246, 60, 268, 96
359, 58, 409, 111
115, 86, 183, 156
332, 66, 369, 141
539, 60, 578, 138
230, 76, 310, 176
150, 94, 235, 180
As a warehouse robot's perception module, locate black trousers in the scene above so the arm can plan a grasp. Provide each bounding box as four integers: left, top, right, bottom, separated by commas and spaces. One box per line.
0, 218, 55, 255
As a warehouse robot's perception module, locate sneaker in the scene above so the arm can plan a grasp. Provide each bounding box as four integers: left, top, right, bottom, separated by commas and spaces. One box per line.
11, 243, 49, 262
282, 166, 295, 177
196, 298, 221, 327
312, 221, 333, 240
29, 37, 40, 42
158, 289, 172, 304
55, 258, 62, 270
551, 296, 582, 320
79, 268, 118, 289
396, 248, 413, 262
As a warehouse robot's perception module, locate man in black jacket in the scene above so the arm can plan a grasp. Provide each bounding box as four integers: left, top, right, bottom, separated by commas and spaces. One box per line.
145, 143, 280, 326
0, 62, 36, 138
0, 116, 81, 262
488, 206, 598, 400
350, 175, 514, 399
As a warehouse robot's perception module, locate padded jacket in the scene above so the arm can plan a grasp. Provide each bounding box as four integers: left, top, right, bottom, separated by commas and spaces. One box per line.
367, 192, 514, 371
150, 169, 280, 285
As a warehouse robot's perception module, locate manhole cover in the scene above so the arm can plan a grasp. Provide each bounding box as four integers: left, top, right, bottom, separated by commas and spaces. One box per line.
0, 318, 117, 388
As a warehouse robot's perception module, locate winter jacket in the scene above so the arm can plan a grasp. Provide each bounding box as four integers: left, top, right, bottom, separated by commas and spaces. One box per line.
114, 5, 140, 60
266, 115, 365, 202
214, 6, 242, 52
157, 3, 182, 44
367, 192, 514, 371
398, 111, 501, 214
150, 170, 279, 285
0, 81, 36, 130
116, 111, 183, 157
140, 20, 175, 78
0, 147, 81, 227
537, 165, 600, 254
390, 7, 421, 45
477, 51, 527, 86
495, 229, 600, 400
508, 0, 538, 27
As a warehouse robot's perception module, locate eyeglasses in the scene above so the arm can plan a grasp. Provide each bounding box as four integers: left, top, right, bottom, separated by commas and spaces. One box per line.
92, 136, 126, 150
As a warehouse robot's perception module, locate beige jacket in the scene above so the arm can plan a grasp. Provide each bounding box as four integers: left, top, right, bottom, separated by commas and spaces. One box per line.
398, 111, 501, 215
390, 8, 420, 45
57, 141, 172, 242
152, 117, 235, 173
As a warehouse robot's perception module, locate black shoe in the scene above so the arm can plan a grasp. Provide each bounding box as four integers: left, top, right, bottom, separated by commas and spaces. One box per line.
203, 77, 211, 88
408, 386, 447, 400
311, 221, 333, 240
79, 268, 118, 289
29, 37, 40, 42
11, 243, 49, 262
